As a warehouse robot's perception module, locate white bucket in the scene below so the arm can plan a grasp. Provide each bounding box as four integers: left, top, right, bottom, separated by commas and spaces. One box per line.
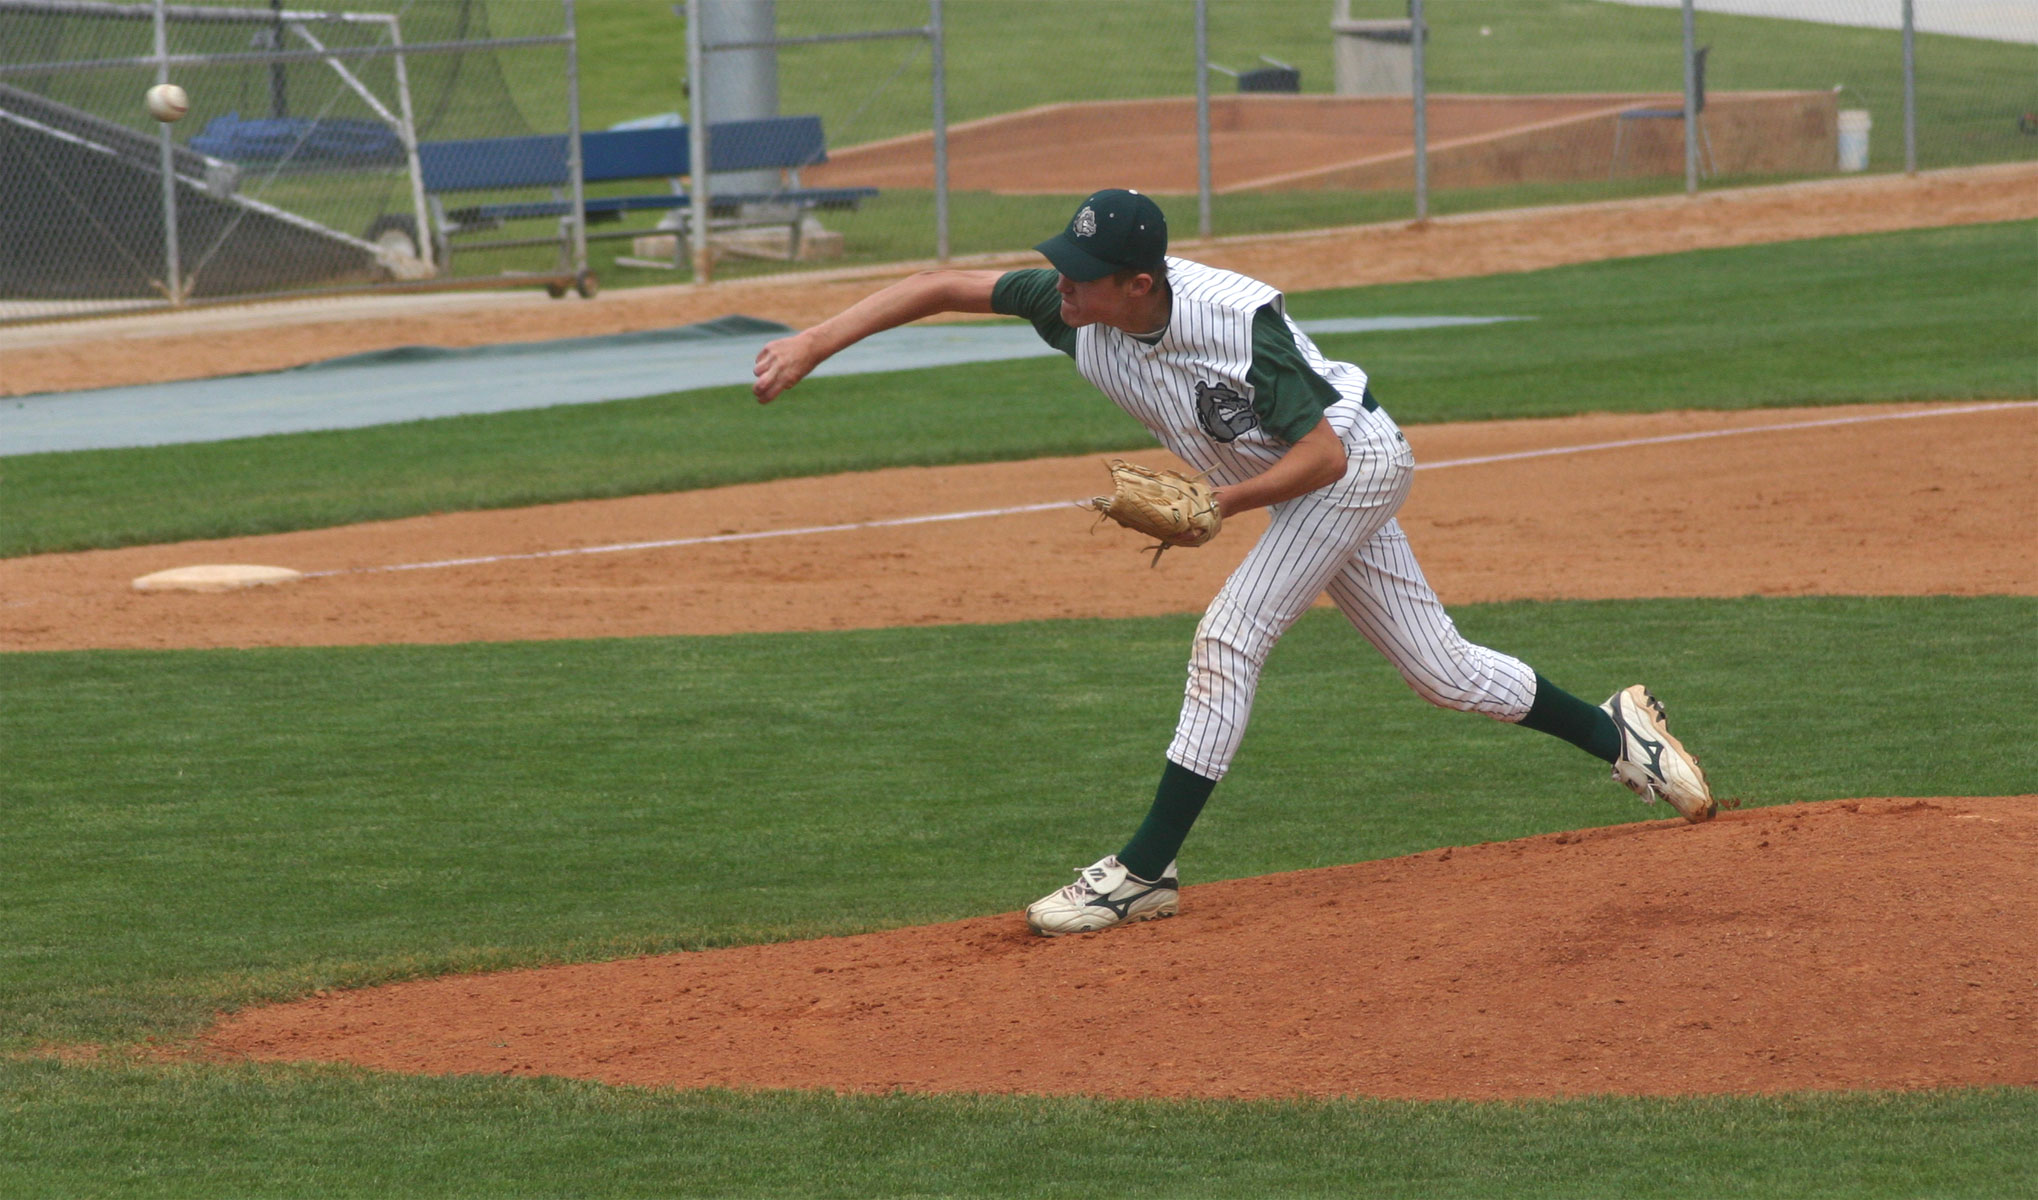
1837, 109, 1872, 172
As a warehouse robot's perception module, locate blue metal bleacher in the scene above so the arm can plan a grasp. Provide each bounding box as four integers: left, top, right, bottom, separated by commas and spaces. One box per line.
401, 114, 876, 275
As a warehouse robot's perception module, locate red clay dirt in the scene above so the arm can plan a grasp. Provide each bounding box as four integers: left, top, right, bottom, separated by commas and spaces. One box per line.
10, 167, 2034, 1102
4, 401, 2035, 652
805, 93, 1840, 194
207, 797, 2038, 1101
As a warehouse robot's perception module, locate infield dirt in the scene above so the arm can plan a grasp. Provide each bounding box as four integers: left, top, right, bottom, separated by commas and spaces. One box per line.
5, 401, 2034, 652
12, 166, 2034, 1102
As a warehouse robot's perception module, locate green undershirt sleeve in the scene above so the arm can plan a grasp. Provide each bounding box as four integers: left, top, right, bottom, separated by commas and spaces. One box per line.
990, 268, 1078, 358
1246, 302, 1342, 444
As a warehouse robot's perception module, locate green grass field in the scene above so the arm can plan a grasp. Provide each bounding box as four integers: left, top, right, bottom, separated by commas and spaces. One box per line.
4, 597, 2035, 1195
6, 220, 2032, 557
6, 1061, 2034, 1199
6, 597, 2034, 1048
6, 202, 2034, 1194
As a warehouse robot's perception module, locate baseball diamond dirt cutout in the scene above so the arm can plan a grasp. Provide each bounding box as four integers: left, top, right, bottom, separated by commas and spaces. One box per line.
7, 167, 2034, 1102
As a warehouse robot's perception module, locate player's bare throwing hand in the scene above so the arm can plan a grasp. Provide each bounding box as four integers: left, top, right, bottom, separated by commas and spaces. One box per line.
752, 188, 1715, 937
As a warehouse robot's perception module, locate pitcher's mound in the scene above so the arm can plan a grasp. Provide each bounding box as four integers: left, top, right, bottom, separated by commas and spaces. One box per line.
207, 796, 2037, 1100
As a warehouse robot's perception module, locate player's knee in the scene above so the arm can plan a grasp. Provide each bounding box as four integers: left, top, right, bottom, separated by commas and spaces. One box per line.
1396, 647, 1514, 716
1403, 673, 1489, 713
1190, 598, 1280, 670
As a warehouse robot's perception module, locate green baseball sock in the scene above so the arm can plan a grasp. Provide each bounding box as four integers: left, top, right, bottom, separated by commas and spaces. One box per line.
1117, 760, 1217, 882
1517, 672, 1621, 763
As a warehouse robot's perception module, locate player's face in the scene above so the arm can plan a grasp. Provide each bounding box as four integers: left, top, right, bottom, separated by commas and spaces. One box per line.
1056, 272, 1139, 328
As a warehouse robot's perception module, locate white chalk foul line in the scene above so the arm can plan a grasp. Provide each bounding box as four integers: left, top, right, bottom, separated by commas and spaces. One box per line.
1412, 400, 2034, 472
306, 400, 2034, 579
299, 502, 1079, 579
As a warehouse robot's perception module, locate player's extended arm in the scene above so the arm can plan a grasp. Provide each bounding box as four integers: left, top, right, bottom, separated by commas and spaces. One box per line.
1211, 419, 1348, 517
752, 269, 1005, 403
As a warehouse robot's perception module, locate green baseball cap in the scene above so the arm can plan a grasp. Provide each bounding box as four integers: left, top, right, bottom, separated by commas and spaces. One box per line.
1034, 188, 1168, 282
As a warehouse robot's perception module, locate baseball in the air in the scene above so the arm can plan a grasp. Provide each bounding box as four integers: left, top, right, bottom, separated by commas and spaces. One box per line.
145, 83, 189, 123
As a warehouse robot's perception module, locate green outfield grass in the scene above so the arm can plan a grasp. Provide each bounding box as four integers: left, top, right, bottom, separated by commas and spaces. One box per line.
6, 220, 2032, 557
6, 1060, 2034, 1199
3, 595, 2034, 1195
9, 174, 2033, 1193
5, 596, 2031, 1047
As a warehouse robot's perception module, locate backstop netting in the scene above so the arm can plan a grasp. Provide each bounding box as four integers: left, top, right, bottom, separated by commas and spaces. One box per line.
0, 0, 571, 321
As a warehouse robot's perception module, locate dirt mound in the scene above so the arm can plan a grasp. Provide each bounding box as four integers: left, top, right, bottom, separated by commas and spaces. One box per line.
206, 796, 2038, 1100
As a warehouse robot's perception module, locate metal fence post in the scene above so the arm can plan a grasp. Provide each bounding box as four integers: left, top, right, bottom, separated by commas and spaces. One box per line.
151, 0, 181, 304
1902, 0, 1917, 174
686, 0, 712, 282
1411, 0, 1427, 221
1195, 0, 1211, 239
931, 0, 948, 261
1682, 0, 1698, 196
563, 0, 588, 278
384, 18, 434, 273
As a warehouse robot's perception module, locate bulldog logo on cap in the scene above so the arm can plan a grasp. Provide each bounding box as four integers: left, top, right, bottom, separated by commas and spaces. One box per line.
1034, 188, 1168, 282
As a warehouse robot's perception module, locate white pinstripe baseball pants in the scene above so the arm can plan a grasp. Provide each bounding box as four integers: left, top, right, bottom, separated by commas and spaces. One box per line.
1167, 412, 1539, 780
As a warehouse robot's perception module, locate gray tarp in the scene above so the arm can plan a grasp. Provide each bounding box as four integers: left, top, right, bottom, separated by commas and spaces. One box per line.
1, 314, 1523, 455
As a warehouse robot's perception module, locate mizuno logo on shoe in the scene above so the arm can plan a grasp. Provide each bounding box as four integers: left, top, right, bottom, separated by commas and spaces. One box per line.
1631, 730, 1668, 780
1090, 885, 1163, 918
1615, 700, 1668, 781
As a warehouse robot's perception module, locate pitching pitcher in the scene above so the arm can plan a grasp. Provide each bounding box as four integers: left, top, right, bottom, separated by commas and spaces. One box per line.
752, 188, 1715, 937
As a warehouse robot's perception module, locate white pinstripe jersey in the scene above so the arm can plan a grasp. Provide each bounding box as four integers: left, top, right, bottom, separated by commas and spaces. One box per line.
1074, 257, 1373, 487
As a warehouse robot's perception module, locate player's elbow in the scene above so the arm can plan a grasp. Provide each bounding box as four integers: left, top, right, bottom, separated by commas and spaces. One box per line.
1306, 436, 1349, 490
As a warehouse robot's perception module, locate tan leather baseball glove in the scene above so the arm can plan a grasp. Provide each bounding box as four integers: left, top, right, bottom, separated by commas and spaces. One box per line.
1084, 459, 1222, 566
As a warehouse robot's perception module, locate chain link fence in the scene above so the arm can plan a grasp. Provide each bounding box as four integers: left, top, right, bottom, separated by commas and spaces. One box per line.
0, 0, 573, 323
613, 0, 2038, 285
582, 0, 946, 286
5, 1, 2031, 322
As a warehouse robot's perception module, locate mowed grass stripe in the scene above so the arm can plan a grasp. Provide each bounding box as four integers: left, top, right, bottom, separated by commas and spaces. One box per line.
5, 220, 2032, 557
4, 597, 2030, 1048
6, 1059, 2035, 1200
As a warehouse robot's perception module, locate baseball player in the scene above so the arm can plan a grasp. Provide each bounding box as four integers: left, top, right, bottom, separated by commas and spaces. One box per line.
752, 188, 1714, 937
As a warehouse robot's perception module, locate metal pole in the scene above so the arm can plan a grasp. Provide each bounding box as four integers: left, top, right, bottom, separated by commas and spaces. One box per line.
563, 0, 588, 279
1681, 0, 1698, 195
930, 0, 948, 261
686, 0, 712, 282
268, 0, 287, 115
151, 0, 182, 303
699, 0, 777, 194
385, 15, 434, 271
1194, 0, 1211, 238
1901, 0, 1917, 174
1410, 0, 1427, 221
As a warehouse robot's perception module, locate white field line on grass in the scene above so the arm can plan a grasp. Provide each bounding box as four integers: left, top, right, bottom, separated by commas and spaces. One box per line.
302, 401, 2035, 580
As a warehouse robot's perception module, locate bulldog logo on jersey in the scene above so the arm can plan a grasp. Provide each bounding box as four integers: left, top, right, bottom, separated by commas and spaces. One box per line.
1194, 380, 1258, 443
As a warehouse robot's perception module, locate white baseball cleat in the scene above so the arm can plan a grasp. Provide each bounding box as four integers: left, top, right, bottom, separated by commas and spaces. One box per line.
1025, 855, 1179, 936
1603, 684, 1716, 823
